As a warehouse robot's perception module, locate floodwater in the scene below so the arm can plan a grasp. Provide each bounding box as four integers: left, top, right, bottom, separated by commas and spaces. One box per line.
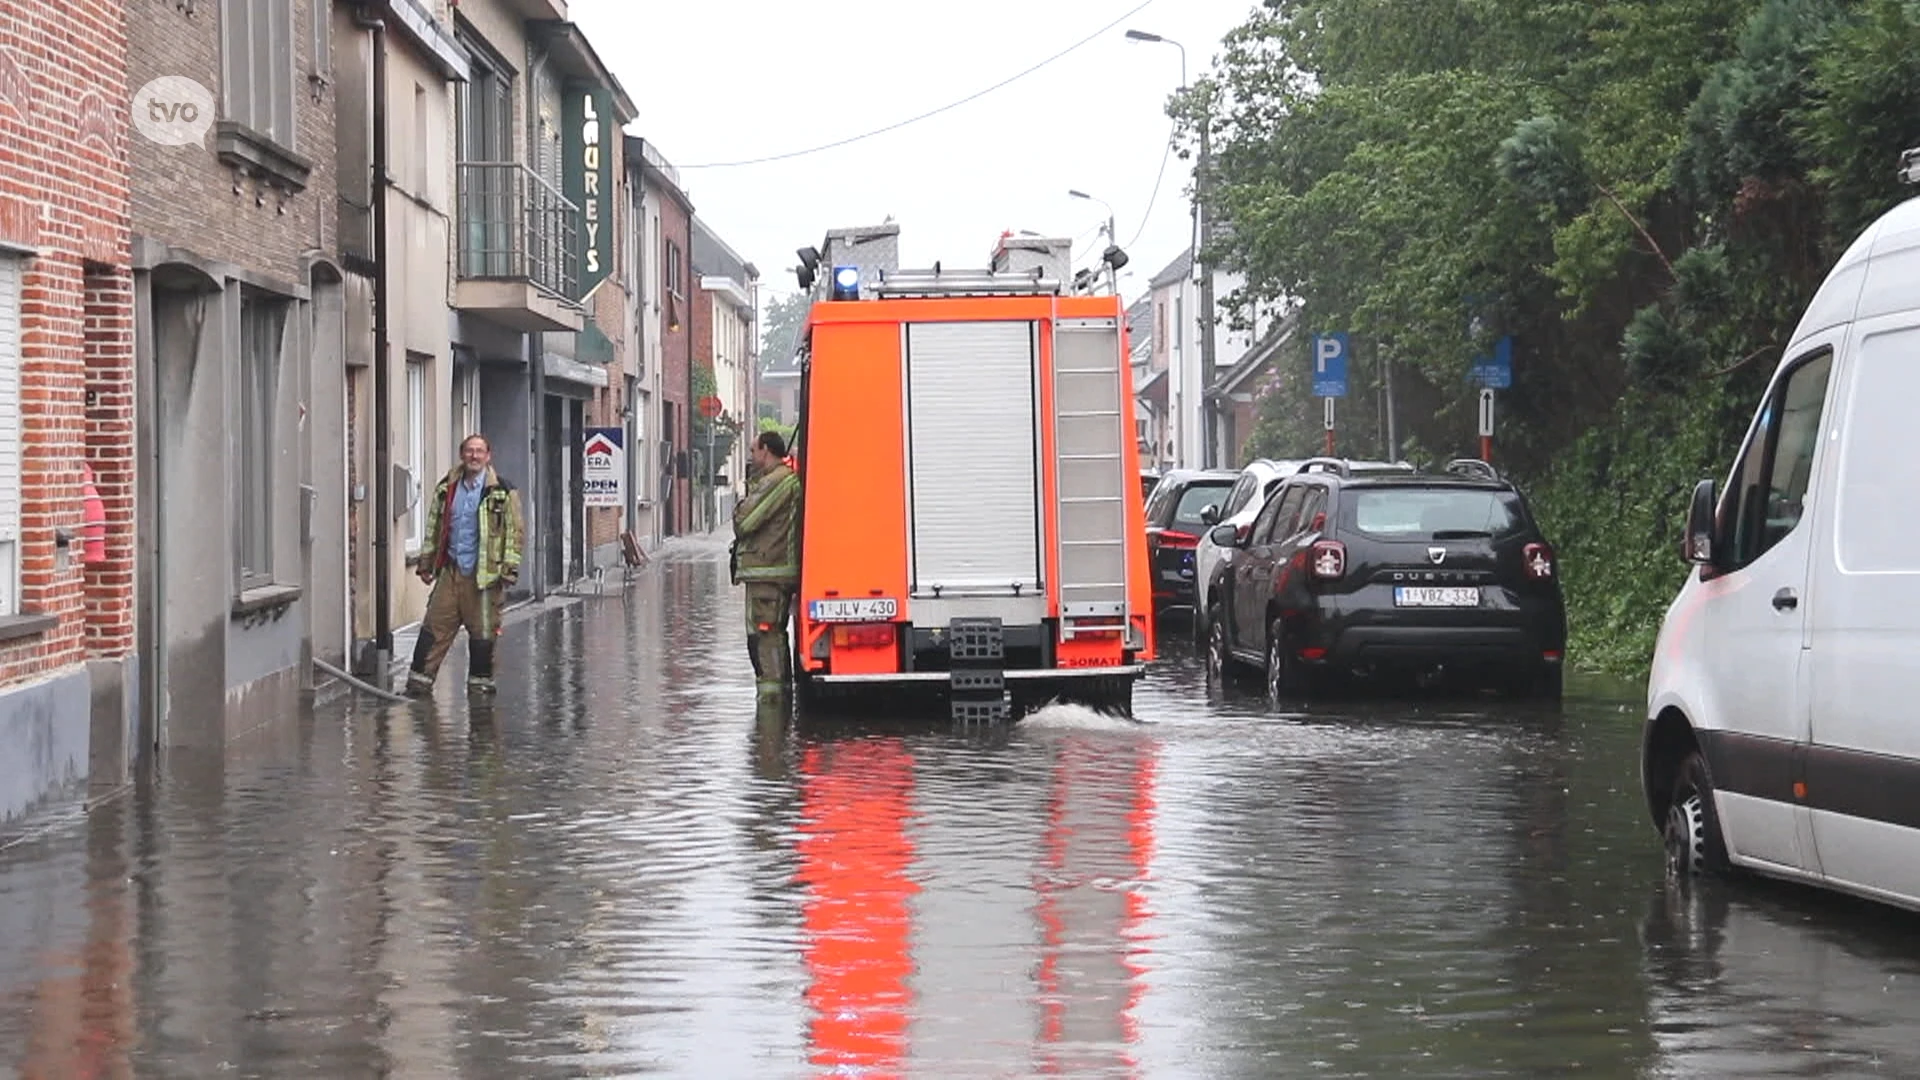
3, 540, 1918, 1078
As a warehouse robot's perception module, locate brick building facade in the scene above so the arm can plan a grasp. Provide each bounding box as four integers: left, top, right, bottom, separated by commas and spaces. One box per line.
128, 0, 343, 749
0, 0, 137, 824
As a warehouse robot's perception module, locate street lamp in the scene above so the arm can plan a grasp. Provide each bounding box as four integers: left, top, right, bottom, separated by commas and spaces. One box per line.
1068, 188, 1121, 294
1126, 27, 1211, 468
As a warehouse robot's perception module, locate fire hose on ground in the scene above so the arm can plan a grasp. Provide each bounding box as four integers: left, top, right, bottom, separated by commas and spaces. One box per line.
313, 657, 412, 703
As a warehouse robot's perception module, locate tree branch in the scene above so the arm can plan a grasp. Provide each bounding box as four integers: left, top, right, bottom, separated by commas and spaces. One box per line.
1702, 344, 1779, 380
1596, 183, 1676, 280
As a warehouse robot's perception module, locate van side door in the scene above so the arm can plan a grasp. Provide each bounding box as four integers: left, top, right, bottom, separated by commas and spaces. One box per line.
1695, 344, 1836, 875
1807, 315, 1920, 902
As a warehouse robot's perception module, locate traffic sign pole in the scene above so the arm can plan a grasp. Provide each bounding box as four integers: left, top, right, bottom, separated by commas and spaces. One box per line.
1324, 396, 1336, 456
1477, 388, 1495, 463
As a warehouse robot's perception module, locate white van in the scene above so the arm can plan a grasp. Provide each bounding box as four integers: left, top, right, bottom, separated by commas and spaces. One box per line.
1645, 171, 1920, 913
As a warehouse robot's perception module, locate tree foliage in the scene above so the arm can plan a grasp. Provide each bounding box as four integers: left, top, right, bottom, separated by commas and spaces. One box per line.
1199, 0, 1920, 671
759, 291, 810, 372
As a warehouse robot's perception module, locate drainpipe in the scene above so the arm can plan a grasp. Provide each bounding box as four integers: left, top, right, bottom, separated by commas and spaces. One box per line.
355, 3, 394, 677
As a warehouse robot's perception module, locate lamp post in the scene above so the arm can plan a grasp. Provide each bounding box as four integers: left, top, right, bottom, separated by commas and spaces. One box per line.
1127, 27, 1213, 468
1067, 189, 1119, 294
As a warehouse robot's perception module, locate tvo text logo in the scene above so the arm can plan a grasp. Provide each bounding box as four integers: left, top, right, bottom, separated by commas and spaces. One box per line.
133, 77, 216, 146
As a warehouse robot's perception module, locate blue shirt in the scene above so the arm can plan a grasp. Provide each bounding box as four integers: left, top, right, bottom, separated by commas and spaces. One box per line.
449, 473, 485, 575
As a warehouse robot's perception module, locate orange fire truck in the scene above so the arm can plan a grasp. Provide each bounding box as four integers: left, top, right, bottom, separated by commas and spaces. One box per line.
787, 248, 1155, 716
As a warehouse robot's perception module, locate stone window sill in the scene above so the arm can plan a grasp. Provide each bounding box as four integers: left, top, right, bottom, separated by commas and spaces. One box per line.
232, 584, 302, 617
0, 610, 57, 644
216, 121, 313, 193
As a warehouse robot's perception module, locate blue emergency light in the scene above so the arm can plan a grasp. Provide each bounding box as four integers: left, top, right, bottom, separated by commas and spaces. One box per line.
831, 265, 860, 300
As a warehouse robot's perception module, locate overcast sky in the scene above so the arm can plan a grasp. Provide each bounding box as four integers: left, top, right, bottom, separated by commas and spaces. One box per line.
569, 0, 1261, 312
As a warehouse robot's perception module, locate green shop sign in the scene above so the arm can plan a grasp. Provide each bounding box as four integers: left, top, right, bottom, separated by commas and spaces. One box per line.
564, 84, 615, 300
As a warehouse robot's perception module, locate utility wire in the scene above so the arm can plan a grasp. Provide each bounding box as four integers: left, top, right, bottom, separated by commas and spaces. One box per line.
1125, 118, 1178, 249
681, 0, 1159, 169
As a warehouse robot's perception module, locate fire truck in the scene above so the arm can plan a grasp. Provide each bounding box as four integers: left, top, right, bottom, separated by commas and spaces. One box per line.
785, 232, 1155, 717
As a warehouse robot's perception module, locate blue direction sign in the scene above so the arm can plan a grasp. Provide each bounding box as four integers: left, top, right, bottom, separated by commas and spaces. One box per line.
1312, 332, 1350, 397
1469, 335, 1513, 389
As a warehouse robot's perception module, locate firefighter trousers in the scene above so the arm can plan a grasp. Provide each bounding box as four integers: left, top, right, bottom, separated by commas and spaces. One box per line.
409, 568, 503, 689
745, 583, 794, 692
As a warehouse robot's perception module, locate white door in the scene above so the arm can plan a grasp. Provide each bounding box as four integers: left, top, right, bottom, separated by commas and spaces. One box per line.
1807, 315, 1920, 904
1694, 343, 1835, 874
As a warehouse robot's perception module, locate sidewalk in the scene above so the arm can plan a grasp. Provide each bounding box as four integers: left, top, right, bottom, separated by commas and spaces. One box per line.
313, 534, 729, 704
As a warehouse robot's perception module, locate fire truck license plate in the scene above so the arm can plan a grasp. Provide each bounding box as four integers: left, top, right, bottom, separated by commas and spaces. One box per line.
809, 598, 899, 622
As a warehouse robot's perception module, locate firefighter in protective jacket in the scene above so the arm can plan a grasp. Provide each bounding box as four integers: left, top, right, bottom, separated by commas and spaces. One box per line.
406, 434, 524, 696
733, 430, 800, 694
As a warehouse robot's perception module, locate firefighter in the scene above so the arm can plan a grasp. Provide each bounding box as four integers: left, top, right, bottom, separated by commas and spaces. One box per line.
732, 430, 801, 696
406, 434, 524, 697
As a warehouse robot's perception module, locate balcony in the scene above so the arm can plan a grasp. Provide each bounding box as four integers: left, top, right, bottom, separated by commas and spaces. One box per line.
455, 161, 584, 334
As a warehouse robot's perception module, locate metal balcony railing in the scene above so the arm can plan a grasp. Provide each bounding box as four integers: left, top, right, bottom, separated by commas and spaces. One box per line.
457, 161, 579, 299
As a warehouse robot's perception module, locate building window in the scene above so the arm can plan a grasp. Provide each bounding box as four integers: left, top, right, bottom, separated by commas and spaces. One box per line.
406, 353, 430, 554
236, 290, 286, 590
666, 239, 683, 298
1173, 295, 1184, 357
0, 256, 20, 617
221, 0, 296, 149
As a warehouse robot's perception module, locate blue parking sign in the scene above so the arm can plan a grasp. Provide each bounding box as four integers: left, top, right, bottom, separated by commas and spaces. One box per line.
1312, 333, 1349, 397
1469, 335, 1513, 389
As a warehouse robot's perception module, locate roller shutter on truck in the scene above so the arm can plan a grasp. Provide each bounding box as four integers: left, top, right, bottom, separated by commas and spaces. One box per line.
903, 320, 1042, 598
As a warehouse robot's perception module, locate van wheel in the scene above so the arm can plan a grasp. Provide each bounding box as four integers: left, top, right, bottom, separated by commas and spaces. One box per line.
1665, 750, 1730, 879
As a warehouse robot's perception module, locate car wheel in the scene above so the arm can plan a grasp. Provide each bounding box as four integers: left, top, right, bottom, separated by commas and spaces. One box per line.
1265, 620, 1310, 700
1665, 750, 1730, 880
1206, 606, 1237, 681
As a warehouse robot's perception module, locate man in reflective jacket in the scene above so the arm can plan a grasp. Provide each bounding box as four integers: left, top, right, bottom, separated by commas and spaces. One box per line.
406, 434, 525, 696
733, 430, 801, 696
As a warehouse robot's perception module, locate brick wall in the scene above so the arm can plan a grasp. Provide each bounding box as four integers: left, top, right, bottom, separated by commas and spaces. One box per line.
128, 0, 336, 280
585, 270, 626, 552
0, 0, 134, 686
659, 195, 691, 534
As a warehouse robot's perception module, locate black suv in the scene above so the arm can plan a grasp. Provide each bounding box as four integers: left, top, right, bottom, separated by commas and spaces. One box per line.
1144, 468, 1238, 611
1202, 458, 1567, 698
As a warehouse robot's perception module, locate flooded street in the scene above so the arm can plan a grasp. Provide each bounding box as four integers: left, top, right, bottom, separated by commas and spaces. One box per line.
4, 541, 1919, 1078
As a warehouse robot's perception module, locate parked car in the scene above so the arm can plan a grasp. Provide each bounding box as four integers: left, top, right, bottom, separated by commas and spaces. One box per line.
1204, 457, 1566, 698
1191, 459, 1298, 636
1643, 181, 1920, 914
1193, 458, 1415, 640
1140, 468, 1162, 505
1143, 468, 1238, 612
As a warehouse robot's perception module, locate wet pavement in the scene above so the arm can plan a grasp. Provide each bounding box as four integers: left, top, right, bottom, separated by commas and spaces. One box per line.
4, 539, 1920, 1078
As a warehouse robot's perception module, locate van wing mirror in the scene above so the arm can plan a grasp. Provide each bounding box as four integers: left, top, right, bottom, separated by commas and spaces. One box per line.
1209, 523, 1240, 549
1200, 503, 1222, 526
1683, 479, 1717, 565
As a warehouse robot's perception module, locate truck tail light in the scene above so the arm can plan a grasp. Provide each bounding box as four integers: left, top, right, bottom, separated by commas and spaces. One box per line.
1310, 540, 1346, 581
831, 623, 896, 649
1523, 542, 1556, 581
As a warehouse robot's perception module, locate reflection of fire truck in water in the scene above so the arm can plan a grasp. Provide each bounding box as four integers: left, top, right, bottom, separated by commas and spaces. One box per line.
785, 228, 1156, 714
795, 730, 1159, 1073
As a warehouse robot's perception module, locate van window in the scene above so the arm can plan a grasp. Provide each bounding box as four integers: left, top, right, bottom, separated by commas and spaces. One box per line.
1837, 330, 1920, 571
1723, 349, 1833, 571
